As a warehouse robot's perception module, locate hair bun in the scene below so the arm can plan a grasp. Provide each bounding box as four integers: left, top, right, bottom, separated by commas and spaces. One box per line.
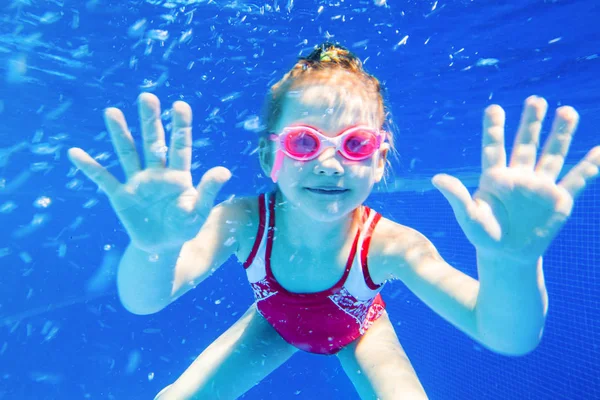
301, 42, 357, 66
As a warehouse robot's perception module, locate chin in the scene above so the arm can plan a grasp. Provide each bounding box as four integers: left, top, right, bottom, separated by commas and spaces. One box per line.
305, 203, 354, 221
294, 188, 362, 221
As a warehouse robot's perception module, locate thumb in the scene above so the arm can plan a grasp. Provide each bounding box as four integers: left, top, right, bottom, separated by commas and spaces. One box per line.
195, 166, 232, 213
431, 173, 474, 224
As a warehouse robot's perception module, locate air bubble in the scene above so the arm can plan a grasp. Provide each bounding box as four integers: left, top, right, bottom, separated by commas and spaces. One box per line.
33, 196, 52, 209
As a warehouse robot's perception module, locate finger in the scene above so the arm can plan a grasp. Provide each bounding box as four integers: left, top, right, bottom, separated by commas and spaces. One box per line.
535, 106, 579, 181
509, 96, 548, 169
138, 92, 167, 169
481, 104, 507, 172
559, 146, 600, 199
104, 107, 141, 180
195, 166, 232, 215
168, 101, 193, 171
431, 173, 474, 224
67, 147, 121, 196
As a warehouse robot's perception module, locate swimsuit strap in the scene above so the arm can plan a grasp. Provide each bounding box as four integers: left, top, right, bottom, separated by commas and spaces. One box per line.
360, 211, 383, 289
242, 193, 268, 269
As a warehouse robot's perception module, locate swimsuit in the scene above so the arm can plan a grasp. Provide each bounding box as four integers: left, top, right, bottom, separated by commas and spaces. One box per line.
243, 191, 387, 355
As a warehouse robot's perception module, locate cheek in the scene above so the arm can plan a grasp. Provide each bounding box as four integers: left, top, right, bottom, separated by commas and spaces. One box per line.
286, 159, 307, 174
278, 158, 308, 185
342, 158, 377, 179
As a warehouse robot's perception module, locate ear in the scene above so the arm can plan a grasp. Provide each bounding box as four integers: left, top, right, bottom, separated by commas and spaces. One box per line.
374, 142, 389, 183
258, 137, 273, 177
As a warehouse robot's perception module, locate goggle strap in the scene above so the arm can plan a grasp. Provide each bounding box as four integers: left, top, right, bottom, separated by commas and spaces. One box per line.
271, 150, 285, 183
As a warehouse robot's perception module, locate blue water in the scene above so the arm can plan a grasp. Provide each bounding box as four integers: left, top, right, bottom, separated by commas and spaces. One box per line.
1, 1, 599, 399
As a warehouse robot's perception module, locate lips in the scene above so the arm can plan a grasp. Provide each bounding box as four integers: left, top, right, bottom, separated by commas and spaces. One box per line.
305, 187, 349, 195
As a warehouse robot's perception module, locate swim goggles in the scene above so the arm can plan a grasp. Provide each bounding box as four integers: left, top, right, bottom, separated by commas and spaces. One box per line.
269, 124, 385, 183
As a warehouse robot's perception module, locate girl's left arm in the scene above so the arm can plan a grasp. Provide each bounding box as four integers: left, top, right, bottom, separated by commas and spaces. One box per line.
379, 96, 599, 356
475, 252, 547, 355
378, 230, 547, 356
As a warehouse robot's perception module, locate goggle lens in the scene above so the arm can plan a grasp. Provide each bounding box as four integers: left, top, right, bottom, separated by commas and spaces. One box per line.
342, 130, 379, 159
284, 129, 320, 159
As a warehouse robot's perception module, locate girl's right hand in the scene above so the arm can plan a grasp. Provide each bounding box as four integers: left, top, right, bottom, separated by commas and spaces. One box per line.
67, 93, 232, 253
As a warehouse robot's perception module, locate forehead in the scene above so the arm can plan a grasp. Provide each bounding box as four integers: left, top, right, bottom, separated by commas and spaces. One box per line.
275, 73, 380, 134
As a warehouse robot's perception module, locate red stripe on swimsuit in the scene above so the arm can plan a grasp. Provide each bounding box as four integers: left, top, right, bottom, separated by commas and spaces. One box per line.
243, 192, 386, 355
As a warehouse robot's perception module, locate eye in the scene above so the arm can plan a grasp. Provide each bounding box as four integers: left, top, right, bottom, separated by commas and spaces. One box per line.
287, 130, 319, 153
345, 137, 366, 151
344, 133, 377, 155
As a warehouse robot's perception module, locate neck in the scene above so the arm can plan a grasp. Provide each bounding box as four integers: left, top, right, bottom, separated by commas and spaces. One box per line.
273, 190, 361, 251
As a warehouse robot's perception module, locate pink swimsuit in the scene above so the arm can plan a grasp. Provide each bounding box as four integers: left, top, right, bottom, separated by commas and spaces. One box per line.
243, 192, 387, 355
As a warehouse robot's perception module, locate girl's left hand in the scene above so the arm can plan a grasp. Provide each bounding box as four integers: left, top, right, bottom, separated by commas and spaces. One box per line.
432, 96, 600, 263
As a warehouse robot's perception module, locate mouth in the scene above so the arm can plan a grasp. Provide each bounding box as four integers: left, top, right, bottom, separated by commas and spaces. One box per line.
305, 187, 350, 195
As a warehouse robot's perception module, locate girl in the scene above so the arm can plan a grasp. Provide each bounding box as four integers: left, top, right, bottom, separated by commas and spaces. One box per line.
68, 43, 599, 399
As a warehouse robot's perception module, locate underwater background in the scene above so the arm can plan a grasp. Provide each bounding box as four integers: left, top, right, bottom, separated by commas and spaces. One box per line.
0, 0, 598, 399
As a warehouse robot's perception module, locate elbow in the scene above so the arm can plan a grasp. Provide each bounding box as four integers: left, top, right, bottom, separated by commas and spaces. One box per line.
117, 282, 168, 316
482, 332, 544, 357
487, 341, 540, 357
120, 299, 165, 316
475, 312, 547, 357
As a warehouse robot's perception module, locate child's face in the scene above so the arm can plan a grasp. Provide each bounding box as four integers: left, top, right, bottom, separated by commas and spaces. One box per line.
265, 81, 389, 221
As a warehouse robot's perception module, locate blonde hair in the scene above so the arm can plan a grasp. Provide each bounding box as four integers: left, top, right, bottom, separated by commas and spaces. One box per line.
261, 42, 395, 153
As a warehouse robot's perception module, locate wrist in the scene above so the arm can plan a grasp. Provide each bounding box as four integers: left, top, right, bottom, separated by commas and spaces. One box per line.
476, 251, 543, 284
476, 247, 542, 267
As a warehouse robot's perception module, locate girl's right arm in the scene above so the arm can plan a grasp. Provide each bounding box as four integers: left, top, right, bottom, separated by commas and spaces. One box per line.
68, 93, 240, 315
117, 197, 249, 315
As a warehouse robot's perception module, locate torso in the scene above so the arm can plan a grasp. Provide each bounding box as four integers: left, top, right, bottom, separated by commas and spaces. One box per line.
237, 191, 388, 355
233, 193, 407, 290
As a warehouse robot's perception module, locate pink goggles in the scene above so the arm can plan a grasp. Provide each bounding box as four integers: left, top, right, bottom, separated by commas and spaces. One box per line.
269, 125, 385, 183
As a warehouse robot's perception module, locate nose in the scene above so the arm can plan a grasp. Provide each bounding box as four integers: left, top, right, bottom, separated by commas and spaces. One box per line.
313, 147, 344, 176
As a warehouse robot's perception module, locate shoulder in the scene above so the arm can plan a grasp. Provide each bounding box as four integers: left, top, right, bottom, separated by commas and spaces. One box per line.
218, 195, 264, 261
216, 195, 259, 232
367, 214, 440, 284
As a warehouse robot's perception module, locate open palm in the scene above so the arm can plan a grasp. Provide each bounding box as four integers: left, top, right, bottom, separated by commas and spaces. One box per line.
68, 93, 231, 252
433, 96, 599, 262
